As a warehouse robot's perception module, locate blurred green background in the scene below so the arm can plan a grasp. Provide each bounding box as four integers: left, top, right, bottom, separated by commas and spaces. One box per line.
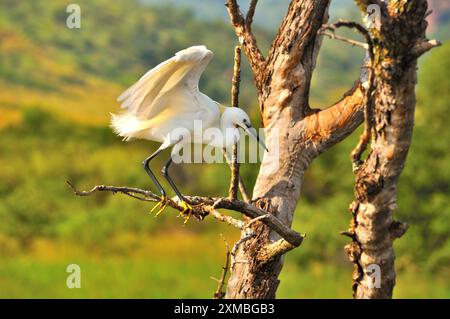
0, 0, 448, 298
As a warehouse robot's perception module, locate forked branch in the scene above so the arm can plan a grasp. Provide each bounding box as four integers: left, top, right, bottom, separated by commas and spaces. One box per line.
315, 19, 376, 165
67, 181, 304, 248
225, 0, 265, 73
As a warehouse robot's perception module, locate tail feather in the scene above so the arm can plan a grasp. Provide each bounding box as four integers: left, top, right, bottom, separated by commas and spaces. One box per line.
110, 113, 149, 141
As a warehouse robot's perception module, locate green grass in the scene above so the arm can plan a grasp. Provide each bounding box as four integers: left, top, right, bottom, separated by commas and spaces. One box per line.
1, 250, 448, 298
0, 232, 233, 298
0, 258, 217, 298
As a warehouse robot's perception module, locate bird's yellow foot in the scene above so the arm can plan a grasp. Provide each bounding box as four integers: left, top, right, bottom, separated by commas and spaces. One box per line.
150, 195, 168, 217
178, 200, 193, 224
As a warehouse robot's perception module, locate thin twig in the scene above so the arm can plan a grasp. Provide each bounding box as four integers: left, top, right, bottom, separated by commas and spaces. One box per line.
67, 181, 304, 247
223, 150, 251, 203
203, 205, 245, 229
320, 20, 376, 171
351, 56, 375, 171
246, 0, 258, 29
228, 46, 241, 201
66, 180, 159, 202
229, 142, 240, 200
321, 19, 374, 61
224, 45, 249, 202
231, 45, 241, 108
320, 31, 368, 49
213, 234, 231, 299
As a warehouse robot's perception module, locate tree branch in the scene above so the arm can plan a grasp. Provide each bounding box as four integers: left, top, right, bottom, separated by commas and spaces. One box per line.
228, 46, 241, 201
304, 83, 365, 154
67, 181, 304, 247
347, 0, 435, 299
212, 234, 231, 299
66, 180, 159, 202
304, 19, 376, 156
320, 30, 368, 49
411, 39, 441, 57
245, 0, 258, 29
225, 0, 265, 74
257, 239, 298, 264
223, 45, 251, 203
350, 56, 375, 171
321, 19, 374, 60
231, 46, 241, 108
320, 20, 377, 169
228, 142, 239, 200
223, 151, 251, 203
267, 0, 330, 62
203, 203, 245, 229
257, 0, 330, 118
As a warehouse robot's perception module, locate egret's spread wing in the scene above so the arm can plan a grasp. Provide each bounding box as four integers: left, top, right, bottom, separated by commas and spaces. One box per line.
117, 45, 213, 120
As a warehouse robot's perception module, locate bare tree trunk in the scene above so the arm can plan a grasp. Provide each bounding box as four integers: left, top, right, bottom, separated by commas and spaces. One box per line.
70, 0, 440, 300
225, 0, 367, 298
346, 0, 439, 299
224, 0, 439, 299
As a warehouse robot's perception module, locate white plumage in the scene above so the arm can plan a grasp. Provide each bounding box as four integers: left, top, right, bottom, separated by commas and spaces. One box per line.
112, 46, 219, 145
110, 45, 266, 220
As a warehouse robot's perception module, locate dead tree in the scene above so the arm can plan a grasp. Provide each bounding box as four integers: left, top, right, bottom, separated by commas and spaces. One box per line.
69, 0, 438, 299
224, 0, 437, 298
224, 0, 365, 298
343, 0, 440, 299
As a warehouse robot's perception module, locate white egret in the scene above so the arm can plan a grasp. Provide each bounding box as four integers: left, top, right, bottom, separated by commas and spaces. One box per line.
111, 45, 267, 222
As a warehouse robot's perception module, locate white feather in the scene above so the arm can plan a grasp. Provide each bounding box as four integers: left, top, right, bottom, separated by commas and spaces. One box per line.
111, 46, 217, 142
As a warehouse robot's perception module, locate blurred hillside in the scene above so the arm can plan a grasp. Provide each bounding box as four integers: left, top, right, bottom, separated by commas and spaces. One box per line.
0, 0, 260, 126
0, 0, 448, 298
428, 0, 450, 36
143, 0, 450, 38
0, 0, 370, 126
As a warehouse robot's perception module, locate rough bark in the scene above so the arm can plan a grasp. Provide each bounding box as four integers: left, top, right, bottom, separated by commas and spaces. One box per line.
225, 0, 368, 298
346, 0, 439, 299
224, 0, 438, 299
228, 46, 242, 201
70, 0, 439, 299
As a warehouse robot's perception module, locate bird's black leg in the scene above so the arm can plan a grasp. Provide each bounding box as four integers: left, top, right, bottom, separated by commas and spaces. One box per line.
161, 156, 184, 202
161, 155, 194, 223
142, 148, 166, 197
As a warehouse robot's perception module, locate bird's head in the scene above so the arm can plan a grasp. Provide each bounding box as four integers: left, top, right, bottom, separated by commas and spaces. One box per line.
223, 107, 268, 152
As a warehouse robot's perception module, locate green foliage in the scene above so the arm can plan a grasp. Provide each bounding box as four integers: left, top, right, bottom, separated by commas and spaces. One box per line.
0, 0, 259, 106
